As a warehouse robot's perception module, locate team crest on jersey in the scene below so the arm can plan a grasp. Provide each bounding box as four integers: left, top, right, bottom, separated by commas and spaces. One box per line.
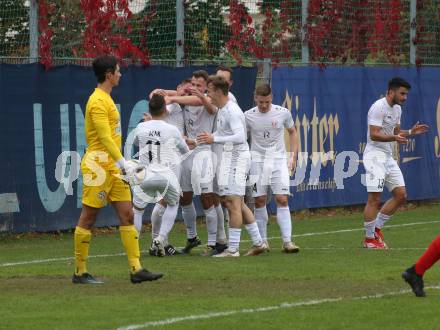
271, 120, 278, 128
97, 191, 106, 200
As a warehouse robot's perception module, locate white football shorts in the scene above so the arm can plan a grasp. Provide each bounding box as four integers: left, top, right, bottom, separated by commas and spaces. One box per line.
363, 150, 405, 193
248, 158, 291, 197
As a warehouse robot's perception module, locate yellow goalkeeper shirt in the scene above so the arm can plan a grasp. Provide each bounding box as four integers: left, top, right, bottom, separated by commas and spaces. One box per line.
83, 88, 123, 171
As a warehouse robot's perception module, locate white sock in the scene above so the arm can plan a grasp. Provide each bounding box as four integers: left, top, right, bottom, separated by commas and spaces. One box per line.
277, 207, 292, 243
364, 220, 376, 238
228, 228, 241, 252
182, 203, 197, 239
159, 204, 179, 238
204, 206, 217, 246
375, 212, 391, 229
133, 208, 144, 235
151, 203, 165, 240
245, 222, 263, 246
215, 205, 227, 244
254, 207, 268, 241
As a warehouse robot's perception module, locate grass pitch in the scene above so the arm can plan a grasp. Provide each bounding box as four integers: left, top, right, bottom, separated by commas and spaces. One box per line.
1, 204, 439, 330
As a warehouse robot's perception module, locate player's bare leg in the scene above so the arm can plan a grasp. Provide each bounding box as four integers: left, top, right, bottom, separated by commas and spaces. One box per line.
373, 186, 407, 246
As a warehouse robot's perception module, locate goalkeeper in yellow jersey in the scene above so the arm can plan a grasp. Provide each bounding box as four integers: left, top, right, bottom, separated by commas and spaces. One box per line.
72, 55, 163, 284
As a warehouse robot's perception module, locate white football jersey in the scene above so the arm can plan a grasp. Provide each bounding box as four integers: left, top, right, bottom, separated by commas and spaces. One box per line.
228, 91, 237, 104
183, 104, 216, 150
134, 120, 189, 167
213, 100, 248, 155
166, 103, 184, 135
245, 104, 294, 161
365, 97, 401, 155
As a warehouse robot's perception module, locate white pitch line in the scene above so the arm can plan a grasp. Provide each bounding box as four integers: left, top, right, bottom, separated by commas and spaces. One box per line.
0, 252, 131, 267
116, 286, 440, 330
241, 219, 440, 243
1, 220, 438, 268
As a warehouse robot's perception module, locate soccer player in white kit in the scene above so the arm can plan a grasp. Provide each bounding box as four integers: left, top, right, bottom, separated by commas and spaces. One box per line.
132, 94, 190, 257
198, 75, 267, 257
362, 77, 428, 249
146, 79, 190, 256
216, 66, 237, 104
245, 83, 300, 253
144, 101, 186, 256
166, 70, 228, 256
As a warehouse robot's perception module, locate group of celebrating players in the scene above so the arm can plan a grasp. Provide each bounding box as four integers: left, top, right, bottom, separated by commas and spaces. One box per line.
72, 55, 439, 298
131, 67, 300, 261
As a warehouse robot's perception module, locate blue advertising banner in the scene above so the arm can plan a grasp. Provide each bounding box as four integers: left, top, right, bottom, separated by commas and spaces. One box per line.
271, 67, 440, 212
0, 64, 257, 232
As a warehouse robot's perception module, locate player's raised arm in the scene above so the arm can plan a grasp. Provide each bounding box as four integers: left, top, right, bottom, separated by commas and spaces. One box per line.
148, 88, 178, 99
188, 86, 217, 114
167, 94, 203, 106
394, 122, 429, 137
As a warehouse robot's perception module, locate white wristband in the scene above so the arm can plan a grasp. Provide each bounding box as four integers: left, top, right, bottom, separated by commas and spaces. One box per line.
408, 129, 412, 136
116, 158, 126, 169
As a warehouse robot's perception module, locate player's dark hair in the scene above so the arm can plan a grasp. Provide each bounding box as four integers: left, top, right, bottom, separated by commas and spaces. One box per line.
388, 77, 411, 91
192, 70, 209, 82
149, 94, 166, 116
92, 55, 118, 83
207, 75, 229, 96
255, 83, 272, 97
216, 66, 233, 79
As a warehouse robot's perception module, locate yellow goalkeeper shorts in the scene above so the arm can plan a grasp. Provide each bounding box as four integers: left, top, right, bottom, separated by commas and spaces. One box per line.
81, 167, 131, 208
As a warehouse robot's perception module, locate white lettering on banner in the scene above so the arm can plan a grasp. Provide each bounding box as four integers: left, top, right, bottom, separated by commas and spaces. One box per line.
55, 151, 81, 195
26, 93, 435, 215
75, 104, 86, 208
34, 103, 70, 212
283, 92, 340, 167
333, 151, 359, 189
0, 193, 20, 214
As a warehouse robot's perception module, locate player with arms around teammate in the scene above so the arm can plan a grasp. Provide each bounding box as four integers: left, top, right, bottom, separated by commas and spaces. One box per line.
362, 77, 428, 249
132, 94, 190, 257
166, 71, 228, 256
245, 83, 300, 253
73, 55, 163, 284
198, 76, 267, 257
